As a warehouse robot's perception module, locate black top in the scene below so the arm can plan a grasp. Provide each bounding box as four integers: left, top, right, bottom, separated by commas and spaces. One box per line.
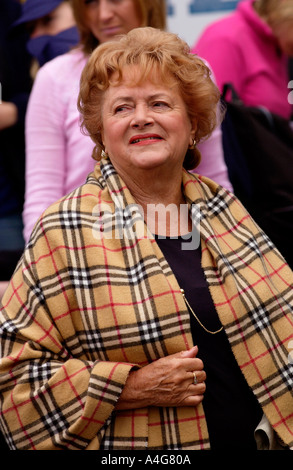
155, 234, 262, 450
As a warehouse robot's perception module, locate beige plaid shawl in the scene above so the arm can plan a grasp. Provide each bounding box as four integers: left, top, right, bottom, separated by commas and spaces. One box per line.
0, 159, 293, 450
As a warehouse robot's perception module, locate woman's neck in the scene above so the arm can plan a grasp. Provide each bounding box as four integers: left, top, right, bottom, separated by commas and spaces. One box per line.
121, 168, 192, 237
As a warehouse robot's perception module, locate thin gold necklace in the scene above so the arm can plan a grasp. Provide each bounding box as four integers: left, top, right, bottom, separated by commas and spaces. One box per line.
180, 288, 223, 335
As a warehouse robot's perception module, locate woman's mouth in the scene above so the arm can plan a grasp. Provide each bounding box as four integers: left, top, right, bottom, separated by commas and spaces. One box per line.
130, 135, 163, 145
101, 26, 122, 37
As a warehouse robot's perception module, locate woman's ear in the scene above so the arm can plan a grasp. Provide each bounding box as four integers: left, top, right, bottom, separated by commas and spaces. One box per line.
101, 131, 107, 153
189, 121, 197, 147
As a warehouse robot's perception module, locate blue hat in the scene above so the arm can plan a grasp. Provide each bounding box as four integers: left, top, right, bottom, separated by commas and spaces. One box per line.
13, 0, 64, 27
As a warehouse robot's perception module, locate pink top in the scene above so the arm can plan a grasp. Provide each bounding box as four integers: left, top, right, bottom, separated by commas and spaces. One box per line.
193, 0, 292, 120
23, 49, 232, 243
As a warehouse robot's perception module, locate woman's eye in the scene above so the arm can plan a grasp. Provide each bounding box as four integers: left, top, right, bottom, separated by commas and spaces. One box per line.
153, 101, 169, 109
114, 105, 130, 113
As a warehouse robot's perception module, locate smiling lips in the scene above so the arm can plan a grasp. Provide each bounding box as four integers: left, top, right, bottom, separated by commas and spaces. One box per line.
101, 26, 121, 37
130, 134, 163, 145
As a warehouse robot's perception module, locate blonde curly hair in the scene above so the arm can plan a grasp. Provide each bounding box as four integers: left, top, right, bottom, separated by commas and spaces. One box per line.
78, 27, 223, 170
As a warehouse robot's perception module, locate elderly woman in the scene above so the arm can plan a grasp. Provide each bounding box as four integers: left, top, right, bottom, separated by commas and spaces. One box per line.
0, 28, 292, 451
22, 0, 231, 245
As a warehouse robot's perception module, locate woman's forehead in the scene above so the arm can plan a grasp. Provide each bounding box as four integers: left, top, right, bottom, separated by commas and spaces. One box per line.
109, 64, 178, 88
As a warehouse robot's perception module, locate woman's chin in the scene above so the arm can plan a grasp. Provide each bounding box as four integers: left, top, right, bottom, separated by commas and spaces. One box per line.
129, 152, 171, 171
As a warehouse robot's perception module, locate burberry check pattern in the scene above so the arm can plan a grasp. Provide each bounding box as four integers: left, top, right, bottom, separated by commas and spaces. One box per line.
0, 160, 293, 450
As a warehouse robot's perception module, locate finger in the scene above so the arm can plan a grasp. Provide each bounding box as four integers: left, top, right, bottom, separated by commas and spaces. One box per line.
190, 370, 206, 385
184, 357, 204, 374
192, 382, 206, 394
190, 371, 206, 385
182, 394, 204, 407
180, 345, 198, 359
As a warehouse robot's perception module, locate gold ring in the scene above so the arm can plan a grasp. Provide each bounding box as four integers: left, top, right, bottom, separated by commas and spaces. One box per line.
193, 372, 198, 385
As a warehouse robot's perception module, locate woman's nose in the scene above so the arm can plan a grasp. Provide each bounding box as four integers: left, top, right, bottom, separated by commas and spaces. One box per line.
29, 20, 46, 39
99, 0, 115, 21
131, 105, 154, 128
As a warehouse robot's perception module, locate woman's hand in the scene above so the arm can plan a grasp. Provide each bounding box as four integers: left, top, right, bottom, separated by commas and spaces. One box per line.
116, 346, 206, 410
0, 102, 18, 130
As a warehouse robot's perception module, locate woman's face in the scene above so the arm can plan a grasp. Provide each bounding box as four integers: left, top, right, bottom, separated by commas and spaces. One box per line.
83, 0, 142, 44
28, 2, 76, 38
101, 66, 197, 177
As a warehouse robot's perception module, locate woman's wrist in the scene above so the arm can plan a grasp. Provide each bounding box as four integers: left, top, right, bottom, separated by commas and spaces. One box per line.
115, 368, 148, 410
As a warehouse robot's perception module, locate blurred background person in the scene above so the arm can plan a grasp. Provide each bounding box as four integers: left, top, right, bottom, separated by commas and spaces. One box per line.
192, 0, 293, 267
0, 0, 32, 304
0, 0, 80, 303
193, 0, 293, 119
12, 0, 79, 73
22, 0, 232, 245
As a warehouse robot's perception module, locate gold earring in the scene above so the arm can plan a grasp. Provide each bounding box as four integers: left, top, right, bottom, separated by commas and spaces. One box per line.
101, 149, 109, 159
189, 139, 197, 149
